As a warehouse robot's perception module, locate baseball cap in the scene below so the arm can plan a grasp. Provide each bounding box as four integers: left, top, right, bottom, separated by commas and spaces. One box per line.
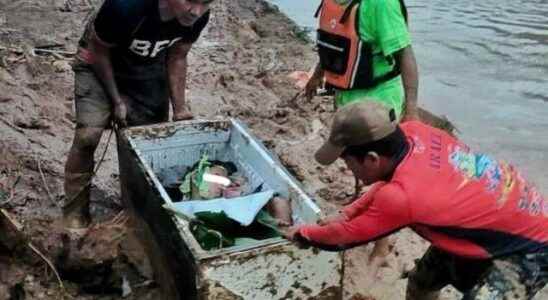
315, 101, 397, 165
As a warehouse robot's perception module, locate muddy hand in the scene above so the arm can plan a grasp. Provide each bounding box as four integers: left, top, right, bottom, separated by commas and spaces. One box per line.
113, 101, 128, 128
401, 106, 420, 123
365, 237, 392, 280
304, 72, 322, 101
280, 225, 300, 241
276, 219, 292, 227
173, 110, 194, 121
280, 226, 311, 249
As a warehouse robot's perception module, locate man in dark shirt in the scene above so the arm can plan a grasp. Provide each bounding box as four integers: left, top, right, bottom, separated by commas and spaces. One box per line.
64, 0, 213, 229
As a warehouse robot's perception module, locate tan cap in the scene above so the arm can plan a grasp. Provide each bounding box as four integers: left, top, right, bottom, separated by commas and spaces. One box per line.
315, 101, 397, 165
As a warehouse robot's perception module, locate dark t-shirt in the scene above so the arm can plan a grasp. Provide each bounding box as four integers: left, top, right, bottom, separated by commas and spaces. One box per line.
79, 0, 209, 78
76, 0, 209, 121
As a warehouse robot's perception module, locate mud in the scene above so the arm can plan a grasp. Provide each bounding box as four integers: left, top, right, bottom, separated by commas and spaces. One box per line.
0, 0, 541, 299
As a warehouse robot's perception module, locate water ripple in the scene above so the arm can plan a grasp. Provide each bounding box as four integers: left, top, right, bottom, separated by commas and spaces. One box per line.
409, 0, 548, 103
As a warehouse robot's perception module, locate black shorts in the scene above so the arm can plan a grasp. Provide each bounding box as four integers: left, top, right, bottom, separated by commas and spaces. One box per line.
72, 60, 170, 129
409, 246, 548, 299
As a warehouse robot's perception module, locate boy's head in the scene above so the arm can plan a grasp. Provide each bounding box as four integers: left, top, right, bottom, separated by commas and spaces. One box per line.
166, 0, 214, 26
315, 100, 408, 184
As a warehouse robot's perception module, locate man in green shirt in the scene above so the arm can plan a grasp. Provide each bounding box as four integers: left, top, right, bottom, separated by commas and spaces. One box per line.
306, 0, 418, 121
302, 0, 419, 280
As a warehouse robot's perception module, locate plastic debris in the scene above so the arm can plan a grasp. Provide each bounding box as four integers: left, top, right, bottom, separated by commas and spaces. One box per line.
121, 275, 132, 298
169, 190, 274, 226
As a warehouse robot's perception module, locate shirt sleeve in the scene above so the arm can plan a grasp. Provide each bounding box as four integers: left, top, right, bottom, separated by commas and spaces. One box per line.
179, 10, 210, 44
372, 0, 411, 57
342, 182, 388, 219
93, 0, 140, 46
298, 183, 412, 246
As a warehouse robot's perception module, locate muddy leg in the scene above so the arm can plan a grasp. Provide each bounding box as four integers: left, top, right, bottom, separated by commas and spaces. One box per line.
462, 254, 546, 300
405, 247, 453, 300
406, 279, 440, 300
369, 237, 391, 262
406, 261, 441, 300
367, 237, 392, 277
63, 127, 104, 228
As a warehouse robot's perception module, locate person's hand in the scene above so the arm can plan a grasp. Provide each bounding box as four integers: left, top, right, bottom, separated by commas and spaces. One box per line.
173, 110, 194, 122
113, 99, 128, 128
401, 111, 419, 122
304, 71, 323, 101
280, 225, 300, 241
364, 238, 392, 281
368, 237, 392, 264
401, 106, 420, 123
280, 226, 311, 249
317, 212, 347, 225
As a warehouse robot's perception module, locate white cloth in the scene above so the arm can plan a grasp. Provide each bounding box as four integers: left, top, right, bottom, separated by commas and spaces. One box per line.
169, 190, 274, 226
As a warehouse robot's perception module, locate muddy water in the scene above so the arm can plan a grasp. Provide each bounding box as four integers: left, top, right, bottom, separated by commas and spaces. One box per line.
269, 0, 548, 194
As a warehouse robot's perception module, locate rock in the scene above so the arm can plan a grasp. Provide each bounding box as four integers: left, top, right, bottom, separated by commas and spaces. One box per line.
310, 118, 324, 135
237, 21, 260, 42
0, 96, 12, 103
52, 60, 71, 73
261, 76, 274, 89
348, 294, 377, 300
58, 220, 127, 278
0, 68, 17, 86
14, 117, 50, 130
0, 209, 28, 253
24, 275, 35, 289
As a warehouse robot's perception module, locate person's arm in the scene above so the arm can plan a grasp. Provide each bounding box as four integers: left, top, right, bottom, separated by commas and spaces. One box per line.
304, 62, 324, 101
89, 29, 127, 127
299, 208, 407, 247
372, 0, 418, 121
395, 45, 419, 121
165, 11, 210, 121
342, 181, 388, 218
167, 41, 193, 121
88, 0, 138, 127
287, 184, 411, 249
318, 182, 388, 225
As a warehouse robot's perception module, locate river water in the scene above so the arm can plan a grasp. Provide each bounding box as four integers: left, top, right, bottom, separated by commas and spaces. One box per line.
268, 0, 548, 194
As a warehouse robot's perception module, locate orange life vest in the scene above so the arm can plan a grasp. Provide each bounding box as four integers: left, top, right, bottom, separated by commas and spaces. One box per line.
315, 0, 405, 90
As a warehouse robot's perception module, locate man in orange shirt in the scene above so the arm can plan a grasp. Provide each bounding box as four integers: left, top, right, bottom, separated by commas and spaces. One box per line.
283, 100, 548, 299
